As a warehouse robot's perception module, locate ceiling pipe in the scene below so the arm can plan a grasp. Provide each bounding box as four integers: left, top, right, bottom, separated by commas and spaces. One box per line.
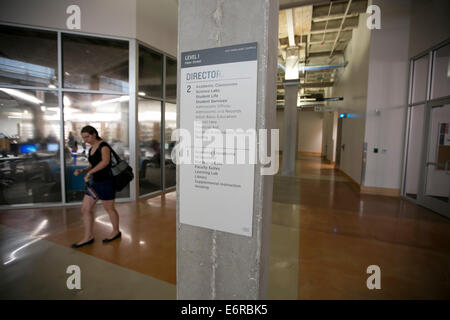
277, 63, 347, 72
286, 9, 296, 47
330, 0, 352, 58
321, 2, 333, 45
300, 62, 348, 71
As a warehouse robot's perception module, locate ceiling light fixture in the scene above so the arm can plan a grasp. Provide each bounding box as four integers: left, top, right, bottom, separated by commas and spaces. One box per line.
92, 95, 129, 107
63, 96, 72, 106
0, 88, 43, 104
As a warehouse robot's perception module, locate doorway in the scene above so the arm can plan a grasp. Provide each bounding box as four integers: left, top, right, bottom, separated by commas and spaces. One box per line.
417, 101, 450, 218
335, 117, 343, 167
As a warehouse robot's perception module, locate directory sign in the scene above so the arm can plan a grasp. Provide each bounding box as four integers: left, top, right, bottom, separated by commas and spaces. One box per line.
180, 43, 258, 237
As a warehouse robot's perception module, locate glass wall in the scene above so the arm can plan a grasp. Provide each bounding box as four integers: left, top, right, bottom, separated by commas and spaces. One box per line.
62, 34, 129, 93
404, 104, 425, 199
0, 89, 61, 205
138, 46, 162, 98
164, 102, 177, 188
137, 44, 178, 196
164, 56, 177, 189
0, 25, 58, 87
63, 92, 129, 202
62, 33, 130, 202
411, 55, 429, 104
0, 24, 177, 208
0, 25, 61, 205
403, 39, 450, 200
166, 58, 177, 101
138, 98, 162, 195
431, 43, 450, 99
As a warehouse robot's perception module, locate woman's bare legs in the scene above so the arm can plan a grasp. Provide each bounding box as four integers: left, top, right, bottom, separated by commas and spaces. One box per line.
102, 199, 120, 238
77, 194, 97, 244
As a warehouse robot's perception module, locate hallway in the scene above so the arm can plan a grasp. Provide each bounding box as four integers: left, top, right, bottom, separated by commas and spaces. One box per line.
1, 156, 449, 299
272, 156, 450, 299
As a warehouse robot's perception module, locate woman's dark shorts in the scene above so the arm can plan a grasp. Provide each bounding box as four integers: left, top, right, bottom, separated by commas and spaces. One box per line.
87, 179, 115, 200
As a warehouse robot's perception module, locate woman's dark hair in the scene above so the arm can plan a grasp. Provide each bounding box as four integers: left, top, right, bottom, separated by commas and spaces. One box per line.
81, 125, 102, 140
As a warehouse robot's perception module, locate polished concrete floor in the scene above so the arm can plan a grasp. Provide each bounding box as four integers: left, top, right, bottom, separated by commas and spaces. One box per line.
1, 156, 449, 299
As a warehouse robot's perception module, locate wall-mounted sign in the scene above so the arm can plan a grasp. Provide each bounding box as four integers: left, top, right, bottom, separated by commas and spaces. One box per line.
437, 122, 450, 171
314, 106, 323, 112
439, 123, 450, 146
179, 43, 258, 237
66, 5, 81, 30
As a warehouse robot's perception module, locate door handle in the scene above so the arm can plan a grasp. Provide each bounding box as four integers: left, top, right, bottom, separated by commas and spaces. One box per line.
341, 144, 345, 151
427, 161, 450, 174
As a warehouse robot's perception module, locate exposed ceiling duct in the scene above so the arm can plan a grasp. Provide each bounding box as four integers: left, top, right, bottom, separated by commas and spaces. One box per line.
277, 0, 369, 103
277, 62, 348, 72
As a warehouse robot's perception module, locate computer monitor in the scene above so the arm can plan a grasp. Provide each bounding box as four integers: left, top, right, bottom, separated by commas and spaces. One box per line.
47, 143, 59, 152
20, 144, 37, 153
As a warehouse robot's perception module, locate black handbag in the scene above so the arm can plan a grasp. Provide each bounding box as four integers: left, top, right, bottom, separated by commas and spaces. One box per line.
107, 144, 134, 192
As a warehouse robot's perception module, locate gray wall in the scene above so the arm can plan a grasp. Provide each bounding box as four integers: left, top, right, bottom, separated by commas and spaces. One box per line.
0, 0, 178, 56
136, 0, 178, 57
0, 0, 137, 39
176, 0, 277, 299
408, 0, 450, 57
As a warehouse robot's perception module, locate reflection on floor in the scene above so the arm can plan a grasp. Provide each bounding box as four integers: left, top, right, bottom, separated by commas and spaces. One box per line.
271, 156, 450, 299
0, 155, 449, 299
0, 225, 174, 299
0, 193, 177, 299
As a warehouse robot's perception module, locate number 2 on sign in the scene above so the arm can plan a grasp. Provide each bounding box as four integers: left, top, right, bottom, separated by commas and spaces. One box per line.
187, 85, 191, 93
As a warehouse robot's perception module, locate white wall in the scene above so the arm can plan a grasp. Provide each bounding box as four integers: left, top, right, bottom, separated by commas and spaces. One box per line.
322, 111, 338, 162
363, 0, 411, 189
297, 110, 323, 154
277, 108, 324, 154
331, 13, 372, 183
0, 0, 178, 56
321, 112, 327, 156
0, 119, 19, 137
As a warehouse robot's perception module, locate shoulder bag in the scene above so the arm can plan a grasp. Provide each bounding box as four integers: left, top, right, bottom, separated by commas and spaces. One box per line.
106, 143, 134, 192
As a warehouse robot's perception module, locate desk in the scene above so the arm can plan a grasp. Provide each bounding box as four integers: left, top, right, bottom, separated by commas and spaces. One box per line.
0, 156, 25, 162
66, 164, 87, 191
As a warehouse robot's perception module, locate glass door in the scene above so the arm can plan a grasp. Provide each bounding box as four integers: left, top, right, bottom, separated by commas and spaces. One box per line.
418, 102, 450, 218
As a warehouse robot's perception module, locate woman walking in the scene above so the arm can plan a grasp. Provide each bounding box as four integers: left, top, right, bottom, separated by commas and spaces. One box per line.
72, 125, 121, 248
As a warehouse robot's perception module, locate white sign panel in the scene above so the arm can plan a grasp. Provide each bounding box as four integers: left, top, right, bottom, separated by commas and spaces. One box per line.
314, 106, 323, 112
179, 43, 258, 237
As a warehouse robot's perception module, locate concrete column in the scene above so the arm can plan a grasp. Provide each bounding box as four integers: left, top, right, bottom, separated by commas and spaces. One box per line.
281, 80, 299, 176
177, 0, 278, 299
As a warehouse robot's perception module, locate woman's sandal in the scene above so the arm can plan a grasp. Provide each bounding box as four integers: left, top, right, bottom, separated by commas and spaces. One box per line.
102, 232, 121, 243
71, 238, 94, 248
